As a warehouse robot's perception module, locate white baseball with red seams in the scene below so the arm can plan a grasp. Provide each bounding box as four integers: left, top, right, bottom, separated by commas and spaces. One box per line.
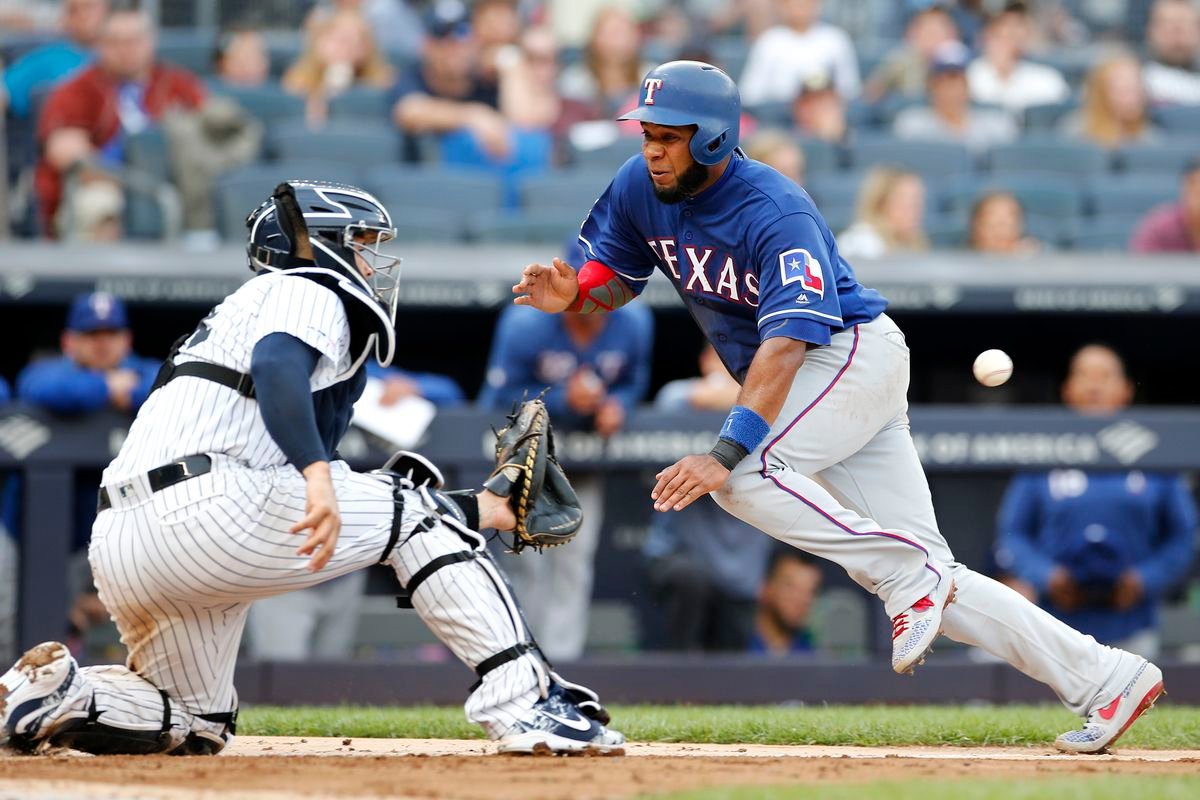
973, 349, 1013, 387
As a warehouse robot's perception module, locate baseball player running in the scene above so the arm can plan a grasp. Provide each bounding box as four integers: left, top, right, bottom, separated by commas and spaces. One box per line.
513, 61, 1163, 753
0, 181, 623, 757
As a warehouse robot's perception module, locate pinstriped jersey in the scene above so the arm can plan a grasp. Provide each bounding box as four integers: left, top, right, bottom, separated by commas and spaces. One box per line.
578, 152, 887, 382
103, 272, 356, 482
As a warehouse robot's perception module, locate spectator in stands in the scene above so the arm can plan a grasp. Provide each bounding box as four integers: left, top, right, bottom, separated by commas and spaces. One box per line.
749, 549, 822, 655
505, 26, 598, 164
702, 0, 778, 41
740, 0, 861, 106
392, 3, 552, 187
642, 344, 773, 652
966, 3, 1069, 115
1061, 53, 1160, 148
968, 190, 1040, 254
34, 9, 205, 237
893, 42, 1018, 153
838, 167, 930, 259
1130, 158, 1200, 253
480, 295, 654, 661
471, 0, 523, 87
17, 292, 158, 415
0, 0, 107, 119
364, 361, 465, 408
559, 5, 649, 119
864, 4, 961, 104
743, 129, 806, 185
994, 344, 1198, 658
17, 292, 160, 654
213, 27, 270, 89
1143, 0, 1200, 106
308, 0, 427, 64
283, 8, 394, 127
790, 71, 848, 144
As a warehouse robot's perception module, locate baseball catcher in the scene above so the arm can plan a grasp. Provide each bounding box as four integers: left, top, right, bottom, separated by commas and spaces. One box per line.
0, 181, 622, 757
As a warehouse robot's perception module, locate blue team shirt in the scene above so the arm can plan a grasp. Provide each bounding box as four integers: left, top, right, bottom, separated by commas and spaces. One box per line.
17, 354, 161, 414
995, 470, 1197, 643
579, 152, 887, 381
479, 304, 654, 428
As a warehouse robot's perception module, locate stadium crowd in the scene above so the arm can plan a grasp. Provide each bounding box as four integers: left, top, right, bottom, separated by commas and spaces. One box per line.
1, 0, 1198, 251
1, 1, 1198, 663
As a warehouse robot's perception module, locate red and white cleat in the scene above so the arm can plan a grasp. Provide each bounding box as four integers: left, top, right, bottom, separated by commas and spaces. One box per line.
891, 578, 955, 675
1054, 660, 1165, 754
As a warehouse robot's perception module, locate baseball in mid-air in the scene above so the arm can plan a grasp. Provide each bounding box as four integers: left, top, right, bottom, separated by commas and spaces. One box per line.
973, 349, 1013, 387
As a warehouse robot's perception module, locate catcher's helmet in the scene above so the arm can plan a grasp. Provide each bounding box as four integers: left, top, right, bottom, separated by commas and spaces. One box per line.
246, 180, 400, 365
618, 60, 741, 166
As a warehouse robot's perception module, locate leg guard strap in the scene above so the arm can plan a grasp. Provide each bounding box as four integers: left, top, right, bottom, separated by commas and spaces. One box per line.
396, 549, 479, 609
474, 641, 543, 678
49, 690, 174, 755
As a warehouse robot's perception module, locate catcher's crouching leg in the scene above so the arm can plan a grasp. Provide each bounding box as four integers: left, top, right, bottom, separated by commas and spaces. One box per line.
379, 485, 620, 752
380, 485, 550, 736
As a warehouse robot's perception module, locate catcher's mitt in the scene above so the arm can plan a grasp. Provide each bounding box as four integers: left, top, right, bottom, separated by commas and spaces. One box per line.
483, 396, 582, 552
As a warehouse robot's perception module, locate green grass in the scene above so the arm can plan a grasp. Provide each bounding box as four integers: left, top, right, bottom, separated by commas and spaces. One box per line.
652, 776, 1200, 800
239, 704, 1200, 749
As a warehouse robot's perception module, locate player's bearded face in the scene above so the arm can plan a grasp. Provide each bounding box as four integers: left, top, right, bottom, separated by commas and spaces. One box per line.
641, 123, 710, 205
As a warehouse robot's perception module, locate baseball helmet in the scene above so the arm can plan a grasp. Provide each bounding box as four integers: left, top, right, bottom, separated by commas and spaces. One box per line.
246, 180, 400, 364
618, 60, 741, 166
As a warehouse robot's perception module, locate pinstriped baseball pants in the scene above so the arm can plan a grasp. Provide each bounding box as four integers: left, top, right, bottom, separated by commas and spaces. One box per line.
712, 315, 1139, 716
72, 459, 543, 749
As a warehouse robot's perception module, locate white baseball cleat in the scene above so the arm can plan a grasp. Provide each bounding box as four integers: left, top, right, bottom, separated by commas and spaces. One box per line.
891, 577, 955, 675
0, 642, 77, 752
497, 684, 626, 756
1054, 660, 1165, 754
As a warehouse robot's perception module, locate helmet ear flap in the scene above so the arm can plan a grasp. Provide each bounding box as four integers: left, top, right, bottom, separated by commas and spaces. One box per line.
272, 183, 314, 261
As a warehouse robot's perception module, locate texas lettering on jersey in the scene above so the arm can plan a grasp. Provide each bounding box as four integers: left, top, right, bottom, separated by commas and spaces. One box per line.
646, 238, 760, 308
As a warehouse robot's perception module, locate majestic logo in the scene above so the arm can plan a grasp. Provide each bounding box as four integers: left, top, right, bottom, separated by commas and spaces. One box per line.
643, 78, 664, 105
779, 249, 824, 297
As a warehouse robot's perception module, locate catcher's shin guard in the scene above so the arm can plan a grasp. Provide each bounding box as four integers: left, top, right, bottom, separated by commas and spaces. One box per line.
382, 488, 550, 736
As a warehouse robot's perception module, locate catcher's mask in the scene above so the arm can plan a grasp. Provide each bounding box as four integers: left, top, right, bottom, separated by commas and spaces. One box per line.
246, 180, 401, 364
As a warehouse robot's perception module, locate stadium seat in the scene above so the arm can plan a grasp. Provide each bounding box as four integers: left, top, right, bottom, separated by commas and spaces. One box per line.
209, 84, 307, 126
212, 162, 365, 240
1086, 176, 1176, 216
848, 137, 973, 178
518, 171, 612, 215
805, 174, 862, 231
568, 137, 641, 170
1153, 105, 1200, 135
1114, 142, 1199, 175
266, 35, 303, 80
123, 129, 172, 183
941, 174, 1086, 220
793, 136, 840, 175
468, 209, 583, 245
328, 88, 393, 121
987, 140, 1107, 178
744, 101, 792, 127
157, 29, 217, 76
266, 124, 403, 166
363, 165, 504, 236
1020, 99, 1079, 133
708, 36, 750, 79
1070, 214, 1143, 251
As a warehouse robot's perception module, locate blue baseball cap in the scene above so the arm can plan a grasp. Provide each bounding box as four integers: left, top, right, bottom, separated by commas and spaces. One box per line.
929, 42, 971, 76
67, 292, 128, 332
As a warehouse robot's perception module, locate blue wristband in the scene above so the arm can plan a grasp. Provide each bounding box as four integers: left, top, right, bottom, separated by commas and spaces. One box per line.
718, 405, 771, 454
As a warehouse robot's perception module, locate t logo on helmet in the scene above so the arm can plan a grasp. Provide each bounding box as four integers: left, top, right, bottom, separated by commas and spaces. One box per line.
643, 78, 664, 105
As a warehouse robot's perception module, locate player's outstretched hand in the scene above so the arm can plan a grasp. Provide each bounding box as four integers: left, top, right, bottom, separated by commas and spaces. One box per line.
292, 461, 342, 572
652, 454, 731, 512
513, 257, 578, 313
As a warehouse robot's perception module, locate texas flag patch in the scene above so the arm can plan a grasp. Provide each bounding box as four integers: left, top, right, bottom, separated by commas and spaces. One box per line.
779, 249, 824, 298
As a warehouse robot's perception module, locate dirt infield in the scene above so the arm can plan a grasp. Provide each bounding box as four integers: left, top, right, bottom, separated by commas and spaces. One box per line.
2, 738, 1198, 800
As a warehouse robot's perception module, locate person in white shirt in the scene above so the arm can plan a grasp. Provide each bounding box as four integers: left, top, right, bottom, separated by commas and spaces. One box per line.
966, 3, 1069, 115
739, 0, 861, 106
894, 42, 1018, 153
1142, 0, 1200, 106
838, 167, 930, 260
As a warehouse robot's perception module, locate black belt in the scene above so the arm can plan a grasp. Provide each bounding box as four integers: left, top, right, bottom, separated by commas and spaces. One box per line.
97, 455, 213, 512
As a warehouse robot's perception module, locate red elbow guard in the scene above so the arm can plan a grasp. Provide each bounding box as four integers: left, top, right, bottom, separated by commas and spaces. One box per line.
568, 260, 632, 312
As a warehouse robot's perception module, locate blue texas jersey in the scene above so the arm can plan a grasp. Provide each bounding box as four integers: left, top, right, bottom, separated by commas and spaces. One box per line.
578, 152, 887, 381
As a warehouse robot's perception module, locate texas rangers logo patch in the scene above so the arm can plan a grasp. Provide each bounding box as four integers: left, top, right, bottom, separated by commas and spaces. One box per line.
779, 249, 824, 298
